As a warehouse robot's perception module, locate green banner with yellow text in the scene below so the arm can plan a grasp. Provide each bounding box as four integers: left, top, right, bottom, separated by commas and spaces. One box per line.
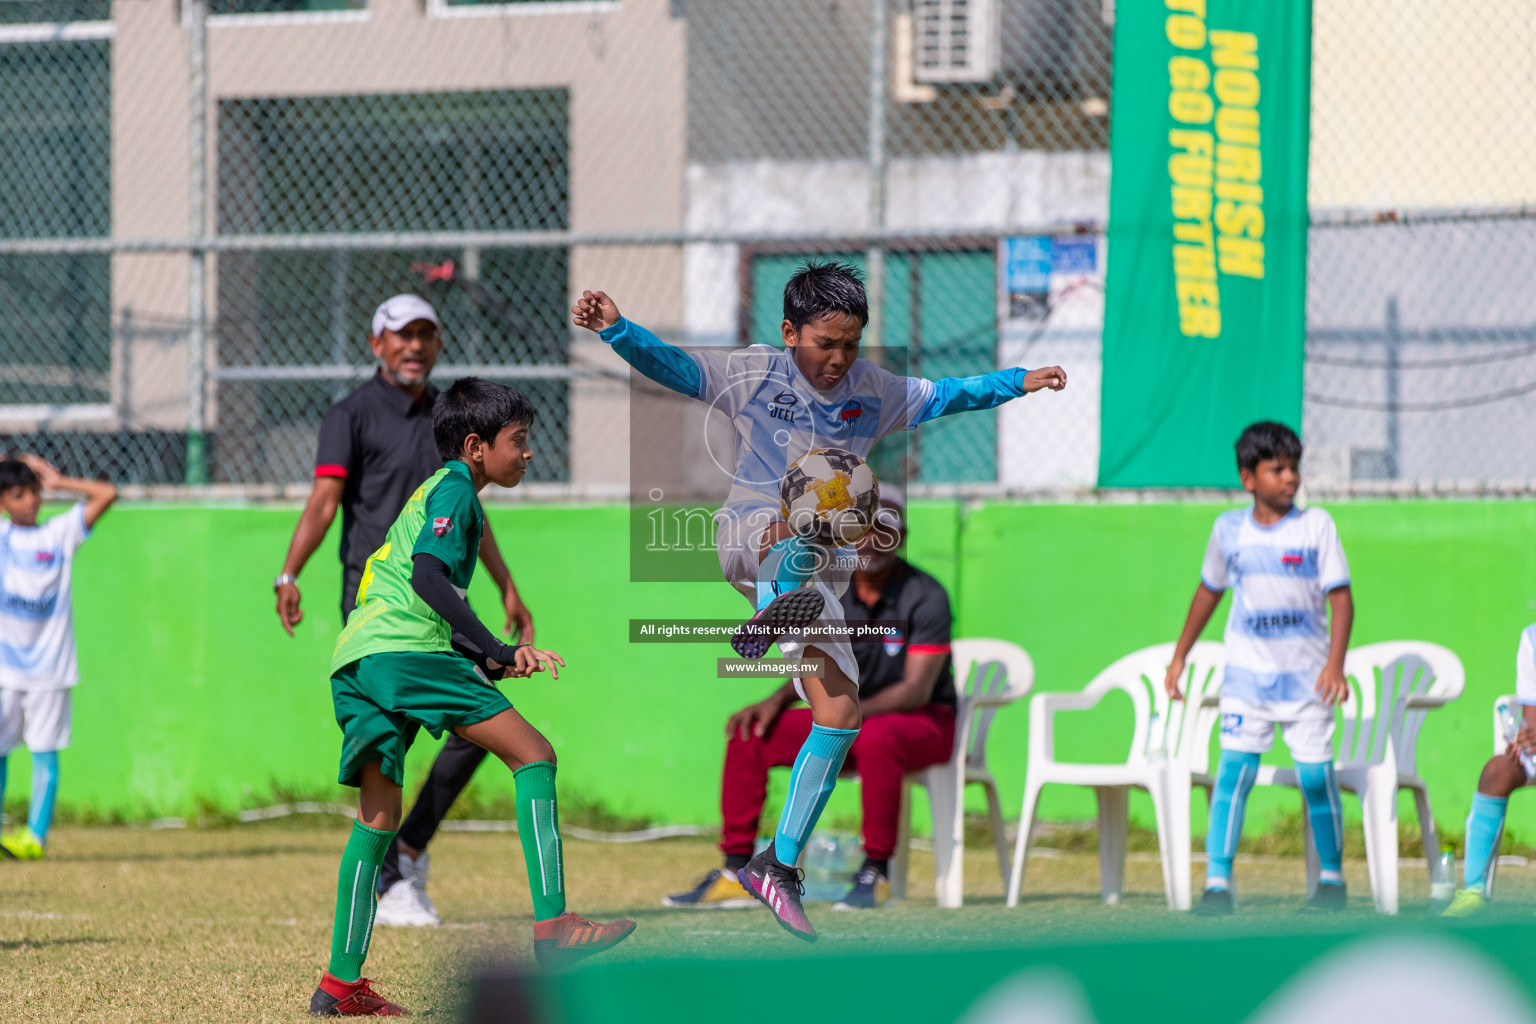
1099, 0, 1310, 487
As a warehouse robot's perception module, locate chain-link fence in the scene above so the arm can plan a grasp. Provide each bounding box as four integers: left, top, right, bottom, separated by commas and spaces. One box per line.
0, 0, 1530, 494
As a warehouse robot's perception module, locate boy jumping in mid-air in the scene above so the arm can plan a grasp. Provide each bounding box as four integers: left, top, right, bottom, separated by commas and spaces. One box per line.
1166, 421, 1354, 915
310, 379, 633, 1017
573, 260, 1066, 939
0, 455, 116, 860
1439, 625, 1536, 917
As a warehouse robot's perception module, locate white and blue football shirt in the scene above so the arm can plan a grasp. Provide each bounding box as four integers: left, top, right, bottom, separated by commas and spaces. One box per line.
1515, 624, 1536, 706
599, 317, 1028, 533
0, 503, 89, 690
1201, 505, 1351, 705
689, 343, 932, 526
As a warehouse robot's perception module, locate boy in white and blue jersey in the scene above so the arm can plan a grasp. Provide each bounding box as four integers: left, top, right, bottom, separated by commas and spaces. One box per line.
1164, 421, 1354, 915
0, 456, 116, 860
573, 261, 1066, 939
1438, 625, 1536, 917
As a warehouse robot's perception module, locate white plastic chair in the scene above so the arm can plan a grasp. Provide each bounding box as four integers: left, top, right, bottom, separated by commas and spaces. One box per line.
1477, 692, 1527, 899
1007, 641, 1226, 911
1254, 641, 1464, 915
888, 638, 1034, 909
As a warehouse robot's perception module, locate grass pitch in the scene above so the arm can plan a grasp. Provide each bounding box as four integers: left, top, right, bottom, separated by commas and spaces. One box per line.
2, 824, 1532, 1022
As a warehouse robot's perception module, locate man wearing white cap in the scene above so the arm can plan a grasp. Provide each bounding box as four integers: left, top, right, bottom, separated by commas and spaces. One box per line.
272, 293, 534, 926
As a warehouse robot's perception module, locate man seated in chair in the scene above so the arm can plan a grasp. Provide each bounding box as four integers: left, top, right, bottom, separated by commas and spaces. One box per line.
1441, 622, 1536, 917
664, 487, 957, 911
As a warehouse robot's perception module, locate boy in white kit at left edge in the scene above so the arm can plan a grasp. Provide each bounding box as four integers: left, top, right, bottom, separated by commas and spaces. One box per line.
0, 455, 116, 859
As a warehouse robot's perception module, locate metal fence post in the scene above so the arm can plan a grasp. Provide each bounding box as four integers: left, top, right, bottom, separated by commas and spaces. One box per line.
866, 0, 888, 346
1385, 295, 1401, 480
185, 0, 210, 485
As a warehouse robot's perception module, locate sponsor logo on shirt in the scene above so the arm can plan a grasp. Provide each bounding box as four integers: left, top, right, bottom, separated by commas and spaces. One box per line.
769, 391, 797, 424
0, 591, 57, 619
840, 400, 863, 421
1245, 610, 1307, 636
433, 516, 453, 537
34, 551, 55, 564
883, 628, 904, 656
1281, 551, 1305, 572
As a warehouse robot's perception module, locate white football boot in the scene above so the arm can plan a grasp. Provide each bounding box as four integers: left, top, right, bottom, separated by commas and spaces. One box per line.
407, 851, 440, 924
373, 852, 440, 927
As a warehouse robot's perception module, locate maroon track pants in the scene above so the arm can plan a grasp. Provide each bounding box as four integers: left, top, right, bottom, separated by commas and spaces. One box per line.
719, 704, 956, 861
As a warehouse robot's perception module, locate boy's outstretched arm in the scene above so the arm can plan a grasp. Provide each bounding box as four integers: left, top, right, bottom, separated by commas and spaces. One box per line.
22, 454, 117, 528
1164, 583, 1223, 701
571, 289, 702, 398
914, 365, 1067, 423
1315, 585, 1354, 705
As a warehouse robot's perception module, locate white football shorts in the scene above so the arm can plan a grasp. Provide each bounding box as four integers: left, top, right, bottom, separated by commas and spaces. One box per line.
717, 524, 858, 698
1217, 695, 1336, 763
0, 688, 73, 755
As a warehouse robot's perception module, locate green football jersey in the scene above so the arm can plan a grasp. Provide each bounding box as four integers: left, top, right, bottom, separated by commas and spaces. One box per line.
331, 460, 485, 673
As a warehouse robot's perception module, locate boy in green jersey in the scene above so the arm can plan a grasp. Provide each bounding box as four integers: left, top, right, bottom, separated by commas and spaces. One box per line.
310, 378, 635, 1017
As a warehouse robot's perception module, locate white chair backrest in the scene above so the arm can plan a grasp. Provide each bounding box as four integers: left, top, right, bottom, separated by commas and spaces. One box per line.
1082, 641, 1226, 770
1493, 693, 1518, 757
1339, 641, 1464, 773
951, 638, 1034, 769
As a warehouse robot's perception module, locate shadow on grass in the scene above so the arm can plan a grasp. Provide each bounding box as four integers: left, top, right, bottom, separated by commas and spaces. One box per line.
0, 936, 116, 952
55, 843, 333, 864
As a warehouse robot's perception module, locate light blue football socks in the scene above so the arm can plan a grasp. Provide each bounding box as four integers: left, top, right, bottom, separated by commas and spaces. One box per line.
1296, 760, 1345, 884
29, 750, 59, 844
755, 536, 816, 610
774, 724, 859, 865
1463, 791, 1508, 894
1204, 750, 1261, 890
0, 752, 61, 846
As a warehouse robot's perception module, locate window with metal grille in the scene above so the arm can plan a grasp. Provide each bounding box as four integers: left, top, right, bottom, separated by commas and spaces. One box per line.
913, 0, 999, 84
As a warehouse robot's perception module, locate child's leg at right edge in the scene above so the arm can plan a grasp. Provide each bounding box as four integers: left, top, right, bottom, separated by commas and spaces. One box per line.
455, 709, 636, 968
738, 648, 860, 941
1444, 751, 1527, 916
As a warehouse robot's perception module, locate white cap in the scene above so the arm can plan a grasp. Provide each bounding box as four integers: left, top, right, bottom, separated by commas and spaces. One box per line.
874, 479, 907, 528
371, 294, 440, 337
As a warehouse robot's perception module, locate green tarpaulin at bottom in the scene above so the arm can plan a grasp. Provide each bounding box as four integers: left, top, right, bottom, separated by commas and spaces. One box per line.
495, 922, 1536, 1024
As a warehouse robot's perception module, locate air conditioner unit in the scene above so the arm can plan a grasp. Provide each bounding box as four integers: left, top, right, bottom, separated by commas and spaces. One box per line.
912, 0, 1000, 84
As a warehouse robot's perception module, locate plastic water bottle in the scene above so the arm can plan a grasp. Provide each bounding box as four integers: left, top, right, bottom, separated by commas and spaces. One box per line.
800, 833, 861, 902
1430, 849, 1456, 910
1147, 711, 1168, 763
1496, 699, 1536, 777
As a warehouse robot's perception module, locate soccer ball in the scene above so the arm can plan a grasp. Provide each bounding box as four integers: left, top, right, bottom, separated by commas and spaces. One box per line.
780, 447, 879, 546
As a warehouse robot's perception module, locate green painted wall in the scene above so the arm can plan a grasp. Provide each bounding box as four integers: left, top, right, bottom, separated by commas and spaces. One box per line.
14, 499, 1535, 841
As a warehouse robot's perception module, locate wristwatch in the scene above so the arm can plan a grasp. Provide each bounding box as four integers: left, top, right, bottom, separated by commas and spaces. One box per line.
273, 574, 298, 588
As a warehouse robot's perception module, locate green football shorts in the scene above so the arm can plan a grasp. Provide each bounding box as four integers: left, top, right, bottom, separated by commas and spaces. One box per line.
330, 651, 512, 787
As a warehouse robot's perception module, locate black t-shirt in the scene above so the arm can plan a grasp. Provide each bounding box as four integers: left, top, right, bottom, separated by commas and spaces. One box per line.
841, 559, 956, 710
315, 373, 442, 612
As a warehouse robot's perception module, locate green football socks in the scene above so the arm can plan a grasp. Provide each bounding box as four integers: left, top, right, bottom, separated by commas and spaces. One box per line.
327, 820, 396, 983
514, 761, 567, 921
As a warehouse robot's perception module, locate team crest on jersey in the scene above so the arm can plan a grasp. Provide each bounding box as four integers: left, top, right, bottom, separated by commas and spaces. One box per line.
883, 629, 904, 657
840, 400, 863, 422
433, 516, 453, 537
